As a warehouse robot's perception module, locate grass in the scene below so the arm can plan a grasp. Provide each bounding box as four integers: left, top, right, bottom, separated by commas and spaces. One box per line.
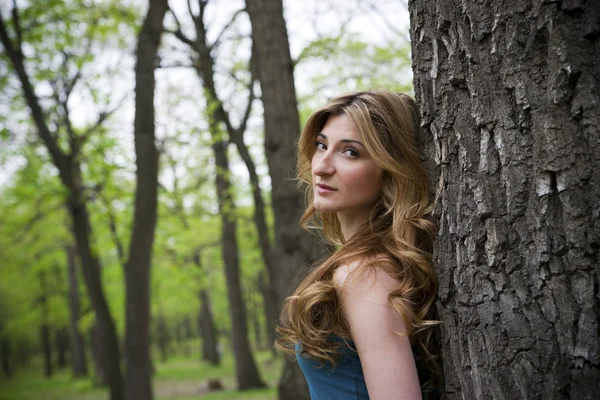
0, 346, 282, 400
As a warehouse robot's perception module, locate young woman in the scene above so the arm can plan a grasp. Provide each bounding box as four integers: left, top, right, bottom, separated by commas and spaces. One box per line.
275, 91, 439, 399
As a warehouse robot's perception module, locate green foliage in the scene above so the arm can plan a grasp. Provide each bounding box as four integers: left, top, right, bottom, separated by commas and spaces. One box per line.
296, 31, 413, 122
0, 0, 410, 392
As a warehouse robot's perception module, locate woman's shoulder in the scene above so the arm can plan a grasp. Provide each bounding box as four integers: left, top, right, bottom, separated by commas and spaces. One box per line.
332, 255, 399, 305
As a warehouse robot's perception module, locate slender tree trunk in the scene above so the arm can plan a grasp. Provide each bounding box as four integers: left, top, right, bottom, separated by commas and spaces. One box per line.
40, 324, 53, 378
0, 335, 11, 379
212, 139, 266, 389
90, 323, 108, 387
409, 1, 600, 399
174, 4, 265, 389
155, 316, 169, 363
245, 1, 330, 398
191, 251, 220, 365
55, 328, 69, 369
258, 271, 277, 352
171, 4, 280, 354
199, 289, 220, 365
38, 272, 53, 378
124, 0, 168, 398
69, 178, 124, 399
66, 244, 88, 377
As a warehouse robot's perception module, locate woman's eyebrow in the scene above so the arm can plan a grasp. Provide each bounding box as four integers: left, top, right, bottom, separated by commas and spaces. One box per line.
317, 133, 365, 148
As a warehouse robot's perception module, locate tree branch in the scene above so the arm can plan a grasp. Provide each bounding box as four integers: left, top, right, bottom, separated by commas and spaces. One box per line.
100, 193, 126, 265
211, 7, 245, 51
10, 0, 22, 52
0, 9, 69, 176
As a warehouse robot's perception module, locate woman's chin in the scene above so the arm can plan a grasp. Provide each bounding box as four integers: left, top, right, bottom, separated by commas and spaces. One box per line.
314, 203, 337, 214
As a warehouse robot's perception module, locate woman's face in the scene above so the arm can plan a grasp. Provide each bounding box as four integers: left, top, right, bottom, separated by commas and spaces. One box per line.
311, 113, 383, 220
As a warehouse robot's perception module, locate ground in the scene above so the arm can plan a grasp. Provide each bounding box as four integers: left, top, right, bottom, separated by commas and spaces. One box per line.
0, 347, 280, 400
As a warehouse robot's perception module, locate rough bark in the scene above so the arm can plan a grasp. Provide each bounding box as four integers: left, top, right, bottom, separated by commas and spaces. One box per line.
245, 0, 330, 398
124, 1, 168, 399
409, 1, 600, 399
66, 244, 88, 377
0, 11, 124, 400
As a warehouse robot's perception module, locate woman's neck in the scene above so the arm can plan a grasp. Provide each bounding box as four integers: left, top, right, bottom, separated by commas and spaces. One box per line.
338, 211, 371, 242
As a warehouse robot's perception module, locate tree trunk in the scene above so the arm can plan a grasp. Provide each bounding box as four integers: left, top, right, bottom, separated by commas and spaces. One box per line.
199, 289, 220, 366
90, 322, 108, 387
40, 324, 53, 378
55, 328, 69, 369
245, 1, 330, 398
409, 1, 600, 399
173, 2, 279, 357
0, 336, 11, 379
176, 4, 265, 389
124, 0, 168, 398
69, 176, 124, 400
155, 316, 169, 363
213, 138, 266, 390
258, 271, 277, 352
191, 251, 220, 365
66, 244, 88, 377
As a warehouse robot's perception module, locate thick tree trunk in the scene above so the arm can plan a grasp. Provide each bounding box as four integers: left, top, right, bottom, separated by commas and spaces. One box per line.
213, 138, 266, 390
66, 244, 88, 377
245, 1, 329, 398
124, 1, 168, 399
54, 328, 69, 369
409, 1, 600, 399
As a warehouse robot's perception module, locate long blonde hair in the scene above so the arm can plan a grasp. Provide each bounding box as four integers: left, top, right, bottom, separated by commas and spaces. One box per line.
275, 90, 439, 373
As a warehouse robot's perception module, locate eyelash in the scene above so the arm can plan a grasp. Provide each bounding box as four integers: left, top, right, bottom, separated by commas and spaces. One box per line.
314, 141, 359, 158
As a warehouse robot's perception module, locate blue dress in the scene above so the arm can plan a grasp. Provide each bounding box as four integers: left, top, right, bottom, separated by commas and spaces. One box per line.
295, 338, 370, 400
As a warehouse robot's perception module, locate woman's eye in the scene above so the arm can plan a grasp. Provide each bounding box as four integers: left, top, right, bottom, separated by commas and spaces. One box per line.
343, 148, 359, 158
315, 141, 326, 150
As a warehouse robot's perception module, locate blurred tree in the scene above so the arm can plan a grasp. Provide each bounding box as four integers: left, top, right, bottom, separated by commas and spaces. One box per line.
124, 0, 169, 399
167, 1, 280, 356
0, 2, 138, 399
410, 0, 600, 398
245, 0, 332, 398
166, 0, 266, 390
65, 244, 88, 377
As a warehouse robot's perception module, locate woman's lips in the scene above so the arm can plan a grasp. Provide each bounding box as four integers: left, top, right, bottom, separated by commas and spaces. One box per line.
316, 183, 337, 194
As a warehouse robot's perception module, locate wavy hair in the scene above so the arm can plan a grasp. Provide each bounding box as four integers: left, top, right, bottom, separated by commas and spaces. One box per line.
275, 91, 439, 380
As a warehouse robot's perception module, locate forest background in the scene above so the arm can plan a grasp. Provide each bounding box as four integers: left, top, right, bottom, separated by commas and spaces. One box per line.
1, 0, 598, 400
0, 0, 411, 399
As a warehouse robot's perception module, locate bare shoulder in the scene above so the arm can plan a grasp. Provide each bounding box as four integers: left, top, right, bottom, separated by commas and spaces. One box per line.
333, 257, 422, 398
332, 258, 399, 306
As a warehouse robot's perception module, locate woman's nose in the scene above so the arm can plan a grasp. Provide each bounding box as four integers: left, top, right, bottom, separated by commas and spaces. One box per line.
312, 152, 335, 176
